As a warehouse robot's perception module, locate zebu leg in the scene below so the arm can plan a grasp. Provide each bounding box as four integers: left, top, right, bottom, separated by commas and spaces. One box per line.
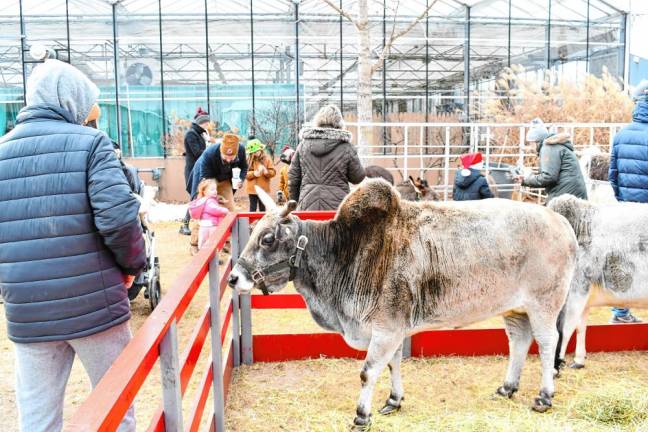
496, 313, 533, 398
527, 312, 560, 413
378, 342, 404, 415
571, 307, 589, 368
353, 330, 403, 429
556, 279, 590, 371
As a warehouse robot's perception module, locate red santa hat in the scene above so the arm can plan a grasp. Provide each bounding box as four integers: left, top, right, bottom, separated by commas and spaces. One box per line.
460, 152, 483, 176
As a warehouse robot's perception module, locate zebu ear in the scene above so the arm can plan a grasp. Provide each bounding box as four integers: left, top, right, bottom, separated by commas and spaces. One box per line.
280, 200, 297, 217
254, 186, 277, 212
336, 178, 399, 225
408, 176, 422, 193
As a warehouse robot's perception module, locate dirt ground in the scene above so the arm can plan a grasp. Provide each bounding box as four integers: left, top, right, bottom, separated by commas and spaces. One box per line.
0, 222, 645, 432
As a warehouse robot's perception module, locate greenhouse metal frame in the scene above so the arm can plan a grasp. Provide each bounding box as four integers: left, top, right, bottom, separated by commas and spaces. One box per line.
0, 0, 629, 156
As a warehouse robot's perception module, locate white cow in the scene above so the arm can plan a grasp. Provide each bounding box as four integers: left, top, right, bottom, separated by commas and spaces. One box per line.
549, 195, 648, 368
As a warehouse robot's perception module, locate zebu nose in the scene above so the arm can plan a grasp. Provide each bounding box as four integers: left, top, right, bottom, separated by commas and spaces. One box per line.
228, 273, 239, 288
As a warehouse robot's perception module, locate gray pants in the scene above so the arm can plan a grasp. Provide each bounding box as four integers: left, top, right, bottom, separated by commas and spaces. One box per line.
13, 321, 135, 432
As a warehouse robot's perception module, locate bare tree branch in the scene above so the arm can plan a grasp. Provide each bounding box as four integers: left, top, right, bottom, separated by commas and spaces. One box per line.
320, 0, 360, 30
372, 0, 438, 73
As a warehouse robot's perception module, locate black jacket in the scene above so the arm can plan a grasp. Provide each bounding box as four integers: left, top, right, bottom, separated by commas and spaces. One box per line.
453, 169, 494, 201
0, 105, 146, 343
184, 123, 207, 186
188, 143, 248, 198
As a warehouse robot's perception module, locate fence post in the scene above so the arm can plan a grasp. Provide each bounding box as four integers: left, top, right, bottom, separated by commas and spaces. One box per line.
230, 220, 241, 367
403, 126, 409, 181
237, 217, 253, 365
159, 320, 184, 432
208, 249, 226, 432
518, 126, 525, 167
419, 125, 424, 179
443, 126, 450, 201
485, 126, 491, 171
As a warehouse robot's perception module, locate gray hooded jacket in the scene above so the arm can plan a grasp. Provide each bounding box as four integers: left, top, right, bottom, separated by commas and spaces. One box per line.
288, 127, 365, 211
0, 60, 146, 343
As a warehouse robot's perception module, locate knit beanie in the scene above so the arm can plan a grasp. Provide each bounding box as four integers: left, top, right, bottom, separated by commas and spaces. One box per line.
312, 104, 344, 129
193, 107, 210, 125
221, 133, 239, 157
526, 118, 549, 143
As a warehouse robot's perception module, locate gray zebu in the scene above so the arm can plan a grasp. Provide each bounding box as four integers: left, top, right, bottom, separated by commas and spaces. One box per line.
549, 195, 648, 369
229, 179, 577, 428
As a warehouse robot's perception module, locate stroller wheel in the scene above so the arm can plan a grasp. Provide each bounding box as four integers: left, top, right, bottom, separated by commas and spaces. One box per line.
148, 260, 161, 311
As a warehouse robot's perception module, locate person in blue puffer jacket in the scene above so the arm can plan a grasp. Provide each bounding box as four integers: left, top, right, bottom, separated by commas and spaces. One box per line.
0, 59, 145, 431
607, 79, 648, 324
453, 152, 494, 201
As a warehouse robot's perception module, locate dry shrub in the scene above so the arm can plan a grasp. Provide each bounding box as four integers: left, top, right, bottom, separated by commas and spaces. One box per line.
483, 64, 633, 154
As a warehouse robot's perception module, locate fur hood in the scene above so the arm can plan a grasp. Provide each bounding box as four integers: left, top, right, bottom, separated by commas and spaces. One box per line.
544, 132, 572, 145
300, 126, 352, 143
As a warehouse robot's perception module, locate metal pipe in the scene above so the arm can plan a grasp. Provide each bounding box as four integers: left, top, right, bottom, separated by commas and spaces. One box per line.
19, 0, 26, 105
158, 0, 167, 158
204, 0, 211, 112
65, 0, 71, 62
425, 0, 429, 150
295, 1, 301, 138
464, 6, 470, 121
112, 3, 122, 150
507, 0, 511, 67
585, 0, 590, 73
382, 0, 387, 152
546, 0, 552, 69
339, 0, 343, 112
250, 0, 256, 124
620, 13, 628, 89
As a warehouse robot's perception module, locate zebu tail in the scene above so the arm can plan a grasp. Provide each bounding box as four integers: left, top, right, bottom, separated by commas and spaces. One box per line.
554, 300, 567, 372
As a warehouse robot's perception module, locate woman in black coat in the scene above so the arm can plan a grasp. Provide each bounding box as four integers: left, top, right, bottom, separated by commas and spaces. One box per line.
180, 107, 211, 235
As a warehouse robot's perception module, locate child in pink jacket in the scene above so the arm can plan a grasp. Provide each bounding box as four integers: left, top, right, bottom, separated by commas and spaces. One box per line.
188, 179, 229, 250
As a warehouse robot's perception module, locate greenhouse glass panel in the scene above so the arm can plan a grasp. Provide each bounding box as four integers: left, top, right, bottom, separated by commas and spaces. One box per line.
0, 0, 23, 134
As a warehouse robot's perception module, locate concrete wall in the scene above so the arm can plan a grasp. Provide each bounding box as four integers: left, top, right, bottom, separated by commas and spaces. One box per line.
123, 157, 188, 203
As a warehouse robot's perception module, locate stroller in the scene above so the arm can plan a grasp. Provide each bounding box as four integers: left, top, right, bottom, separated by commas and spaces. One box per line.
120, 160, 162, 311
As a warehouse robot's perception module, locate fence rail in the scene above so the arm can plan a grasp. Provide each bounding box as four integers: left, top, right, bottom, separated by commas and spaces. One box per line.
68, 209, 648, 432
345, 121, 625, 201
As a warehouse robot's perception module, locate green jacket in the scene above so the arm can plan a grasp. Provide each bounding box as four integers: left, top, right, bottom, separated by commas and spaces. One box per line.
523, 132, 588, 203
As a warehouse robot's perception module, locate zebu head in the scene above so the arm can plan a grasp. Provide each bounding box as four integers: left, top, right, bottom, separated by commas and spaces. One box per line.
228, 187, 303, 295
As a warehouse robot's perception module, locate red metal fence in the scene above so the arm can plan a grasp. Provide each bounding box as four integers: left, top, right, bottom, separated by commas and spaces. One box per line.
67, 211, 648, 432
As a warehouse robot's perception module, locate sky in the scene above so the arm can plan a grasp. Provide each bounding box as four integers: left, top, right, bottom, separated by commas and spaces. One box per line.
629, 0, 648, 58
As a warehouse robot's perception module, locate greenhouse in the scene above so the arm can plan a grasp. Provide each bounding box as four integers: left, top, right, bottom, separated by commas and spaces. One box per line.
0, 0, 629, 156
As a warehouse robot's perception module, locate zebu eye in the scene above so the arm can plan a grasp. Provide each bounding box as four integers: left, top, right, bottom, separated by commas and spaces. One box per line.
261, 233, 275, 246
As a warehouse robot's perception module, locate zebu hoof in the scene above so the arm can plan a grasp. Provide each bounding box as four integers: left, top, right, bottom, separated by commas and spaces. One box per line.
495, 384, 518, 399
570, 362, 585, 369
531, 392, 553, 413
352, 413, 372, 431
378, 401, 401, 415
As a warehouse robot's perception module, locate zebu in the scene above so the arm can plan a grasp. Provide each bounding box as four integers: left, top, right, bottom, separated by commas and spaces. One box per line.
229, 179, 577, 427
549, 194, 648, 369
